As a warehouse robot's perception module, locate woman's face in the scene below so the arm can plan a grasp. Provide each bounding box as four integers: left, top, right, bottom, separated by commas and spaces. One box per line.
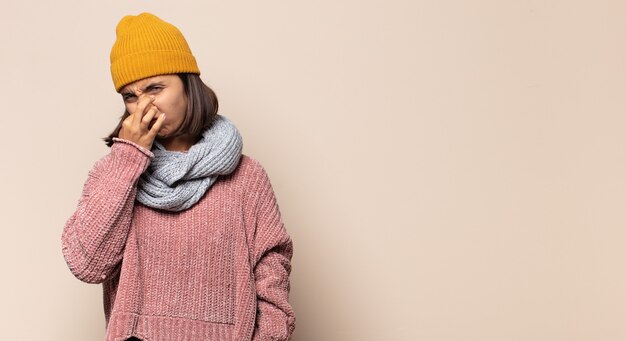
120, 74, 187, 138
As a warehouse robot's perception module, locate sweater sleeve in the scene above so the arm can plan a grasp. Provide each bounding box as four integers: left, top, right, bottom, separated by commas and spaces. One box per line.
61, 138, 154, 284
250, 164, 296, 341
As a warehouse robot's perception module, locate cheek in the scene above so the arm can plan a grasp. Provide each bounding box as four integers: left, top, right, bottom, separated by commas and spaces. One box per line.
154, 96, 176, 114
178, 103, 188, 120
152, 93, 186, 121
169, 98, 187, 121
174, 95, 187, 112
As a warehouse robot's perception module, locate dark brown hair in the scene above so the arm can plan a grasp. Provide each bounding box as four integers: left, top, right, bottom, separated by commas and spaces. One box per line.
103, 73, 218, 147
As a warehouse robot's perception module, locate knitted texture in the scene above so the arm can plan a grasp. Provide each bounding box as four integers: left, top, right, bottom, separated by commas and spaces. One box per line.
131, 114, 244, 212
61, 138, 295, 341
110, 12, 201, 93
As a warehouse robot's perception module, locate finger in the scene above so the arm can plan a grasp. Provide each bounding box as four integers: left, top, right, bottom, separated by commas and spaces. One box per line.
146, 112, 166, 139
141, 105, 160, 130
132, 96, 155, 125
122, 115, 133, 127
120, 116, 133, 136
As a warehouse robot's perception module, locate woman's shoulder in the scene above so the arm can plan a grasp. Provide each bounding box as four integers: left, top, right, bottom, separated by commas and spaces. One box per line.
222, 153, 271, 183
213, 154, 273, 203
238, 153, 261, 168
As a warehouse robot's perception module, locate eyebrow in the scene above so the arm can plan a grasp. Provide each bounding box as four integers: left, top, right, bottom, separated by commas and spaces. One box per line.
121, 81, 165, 95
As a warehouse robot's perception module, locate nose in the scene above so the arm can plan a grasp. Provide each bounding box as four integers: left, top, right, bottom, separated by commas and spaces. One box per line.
137, 93, 157, 107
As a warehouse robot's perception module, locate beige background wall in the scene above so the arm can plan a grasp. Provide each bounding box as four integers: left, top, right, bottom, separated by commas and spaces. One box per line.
0, 0, 624, 340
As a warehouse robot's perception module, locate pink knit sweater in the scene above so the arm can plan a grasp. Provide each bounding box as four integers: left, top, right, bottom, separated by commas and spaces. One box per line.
61, 138, 295, 341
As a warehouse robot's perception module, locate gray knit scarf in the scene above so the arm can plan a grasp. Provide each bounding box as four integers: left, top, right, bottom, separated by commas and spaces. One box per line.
135, 114, 243, 212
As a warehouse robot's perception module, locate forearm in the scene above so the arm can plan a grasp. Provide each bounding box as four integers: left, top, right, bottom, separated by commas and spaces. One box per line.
252, 236, 296, 341
249, 162, 296, 340
61, 138, 153, 283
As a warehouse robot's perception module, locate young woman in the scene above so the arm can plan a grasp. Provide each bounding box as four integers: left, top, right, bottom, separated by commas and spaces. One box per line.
61, 12, 295, 341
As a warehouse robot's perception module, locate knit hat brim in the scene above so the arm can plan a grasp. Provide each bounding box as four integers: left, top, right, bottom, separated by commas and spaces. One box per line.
112, 50, 200, 93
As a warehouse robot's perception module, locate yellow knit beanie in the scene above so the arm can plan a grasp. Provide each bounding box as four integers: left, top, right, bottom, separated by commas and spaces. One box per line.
110, 12, 200, 93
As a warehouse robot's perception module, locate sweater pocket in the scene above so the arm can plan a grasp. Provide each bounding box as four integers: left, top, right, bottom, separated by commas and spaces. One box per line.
137, 205, 237, 325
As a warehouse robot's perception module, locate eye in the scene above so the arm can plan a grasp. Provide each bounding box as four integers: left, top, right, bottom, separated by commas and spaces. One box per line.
122, 94, 136, 102
148, 86, 162, 93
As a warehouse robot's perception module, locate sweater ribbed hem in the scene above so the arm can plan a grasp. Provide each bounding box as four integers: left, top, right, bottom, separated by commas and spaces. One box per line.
106, 312, 234, 341
112, 137, 155, 158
